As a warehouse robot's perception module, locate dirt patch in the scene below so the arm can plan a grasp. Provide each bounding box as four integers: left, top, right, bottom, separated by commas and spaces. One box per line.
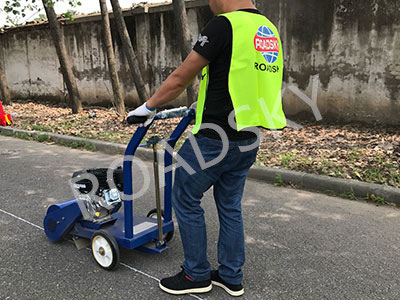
4, 100, 400, 189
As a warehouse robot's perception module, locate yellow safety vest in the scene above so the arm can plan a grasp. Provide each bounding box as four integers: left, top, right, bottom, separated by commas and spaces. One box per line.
193, 11, 287, 134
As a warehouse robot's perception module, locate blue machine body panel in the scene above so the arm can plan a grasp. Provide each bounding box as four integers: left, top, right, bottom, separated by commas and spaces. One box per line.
43, 199, 82, 242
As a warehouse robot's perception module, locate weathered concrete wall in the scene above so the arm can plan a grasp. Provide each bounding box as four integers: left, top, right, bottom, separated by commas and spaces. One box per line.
0, 0, 399, 125
0, 26, 64, 101
0, 0, 213, 107
256, 0, 400, 124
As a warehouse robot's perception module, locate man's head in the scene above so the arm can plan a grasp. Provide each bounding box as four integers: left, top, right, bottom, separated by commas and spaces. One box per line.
209, 0, 256, 15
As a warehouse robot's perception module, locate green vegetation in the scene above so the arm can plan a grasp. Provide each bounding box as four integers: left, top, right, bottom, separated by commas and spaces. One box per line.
366, 194, 386, 205
1, 130, 14, 137
15, 132, 30, 140
69, 141, 96, 151
374, 196, 385, 205
34, 14, 47, 21
279, 152, 295, 168
274, 174, 284, 186
340, 188, 357, 201
35, 134, 51, 143
31, 125, 52, 132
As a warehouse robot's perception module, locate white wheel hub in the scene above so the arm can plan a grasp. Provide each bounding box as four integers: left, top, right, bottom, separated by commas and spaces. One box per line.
92, 236, 113, 268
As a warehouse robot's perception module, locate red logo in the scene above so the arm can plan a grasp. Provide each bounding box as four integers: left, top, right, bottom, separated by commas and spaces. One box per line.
254, 36, 279, 52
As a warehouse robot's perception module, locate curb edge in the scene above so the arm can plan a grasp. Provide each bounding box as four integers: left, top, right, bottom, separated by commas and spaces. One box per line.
1, 126, 399, 206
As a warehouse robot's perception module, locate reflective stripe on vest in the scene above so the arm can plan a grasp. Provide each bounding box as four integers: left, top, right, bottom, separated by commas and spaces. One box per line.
193, 11, 286, 134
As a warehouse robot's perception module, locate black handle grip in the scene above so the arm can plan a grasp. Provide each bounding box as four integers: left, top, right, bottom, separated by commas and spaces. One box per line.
127, 115, 148, 125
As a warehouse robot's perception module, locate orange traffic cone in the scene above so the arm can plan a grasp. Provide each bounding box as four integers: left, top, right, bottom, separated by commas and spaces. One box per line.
0, 100, 13, 126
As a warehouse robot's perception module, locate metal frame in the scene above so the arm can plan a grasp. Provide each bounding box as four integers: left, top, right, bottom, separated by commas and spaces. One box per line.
120, 109, 195, 251
44, 108, 195, 255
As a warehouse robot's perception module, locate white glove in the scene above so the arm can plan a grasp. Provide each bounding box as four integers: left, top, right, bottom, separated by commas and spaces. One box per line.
127, 103, 157, 127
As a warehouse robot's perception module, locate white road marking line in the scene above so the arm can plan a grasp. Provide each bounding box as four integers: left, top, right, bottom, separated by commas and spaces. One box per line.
0, 208, 207, 300
120, 262, 161, 282
0, 208, 44, 230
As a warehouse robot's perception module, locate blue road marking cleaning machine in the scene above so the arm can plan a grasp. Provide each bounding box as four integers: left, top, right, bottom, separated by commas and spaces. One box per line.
43, 107, 195, 270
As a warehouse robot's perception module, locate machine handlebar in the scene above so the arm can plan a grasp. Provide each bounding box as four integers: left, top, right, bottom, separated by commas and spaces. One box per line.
154, 106, 189, 120
127, 106, 189, 125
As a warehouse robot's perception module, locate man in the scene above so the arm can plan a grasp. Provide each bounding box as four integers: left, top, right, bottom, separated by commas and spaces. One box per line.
128, 0, 286, 296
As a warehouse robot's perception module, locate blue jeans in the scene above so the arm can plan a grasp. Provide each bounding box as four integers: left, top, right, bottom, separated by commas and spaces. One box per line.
172, 135, 258, 285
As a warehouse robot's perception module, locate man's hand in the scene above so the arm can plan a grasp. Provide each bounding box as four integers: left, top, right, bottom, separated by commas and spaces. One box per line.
127, 103, 157, 126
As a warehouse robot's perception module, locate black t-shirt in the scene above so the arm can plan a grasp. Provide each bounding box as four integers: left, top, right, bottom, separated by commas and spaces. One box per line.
193, 9, 262, 141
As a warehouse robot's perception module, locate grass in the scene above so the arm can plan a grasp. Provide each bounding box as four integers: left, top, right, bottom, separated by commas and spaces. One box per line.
325, 189, 387, 205
374, 196, 386, 205
340, 188, 357, 201
15, 132, 31, 140
390, 173, 400, 186
35, 134, 51, 143
274, 174, 284, 186
279, 152, 295, 168
68, 141, 96, 151
1, 129, 96, 152
31, 124, 52, 132
366, 194, 386, 205
1, 130, 14, 137
348, 148, 363, 161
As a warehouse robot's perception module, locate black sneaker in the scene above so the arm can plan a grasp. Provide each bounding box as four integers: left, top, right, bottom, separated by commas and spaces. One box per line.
159, 268, 212, 295
211, 270, 244, 297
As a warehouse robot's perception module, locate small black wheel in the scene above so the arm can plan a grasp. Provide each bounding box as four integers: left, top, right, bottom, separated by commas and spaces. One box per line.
146, 208, 174, 243
91, 229, 120, 271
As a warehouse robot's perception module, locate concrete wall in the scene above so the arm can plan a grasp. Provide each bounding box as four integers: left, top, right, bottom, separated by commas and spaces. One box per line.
0, 0, 399, 125
256, 0, 400, 124
0, 0, 213, 107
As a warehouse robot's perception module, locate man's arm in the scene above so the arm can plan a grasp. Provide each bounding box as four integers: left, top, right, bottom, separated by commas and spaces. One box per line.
146, 50, 209, 109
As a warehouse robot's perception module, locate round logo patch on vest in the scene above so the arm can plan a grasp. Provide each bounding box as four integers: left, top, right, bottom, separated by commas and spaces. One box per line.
254, 25, 279, 64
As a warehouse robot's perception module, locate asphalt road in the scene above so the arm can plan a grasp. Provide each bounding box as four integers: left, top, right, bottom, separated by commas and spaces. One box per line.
1, 135, 400, 300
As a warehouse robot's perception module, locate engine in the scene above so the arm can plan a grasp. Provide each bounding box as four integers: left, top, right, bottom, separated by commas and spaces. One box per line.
71, 167, 124, 222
